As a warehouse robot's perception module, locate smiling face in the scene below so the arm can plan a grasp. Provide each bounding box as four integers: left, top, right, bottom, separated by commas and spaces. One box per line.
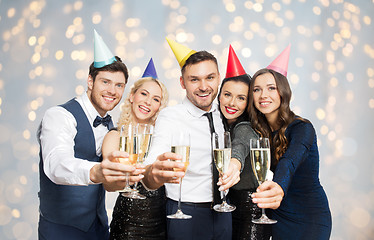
252, 72, 281, 125
180, 60, 220, 111
130, 80, 162, 124
87, 70, 127, 116
219, 80, 249, 124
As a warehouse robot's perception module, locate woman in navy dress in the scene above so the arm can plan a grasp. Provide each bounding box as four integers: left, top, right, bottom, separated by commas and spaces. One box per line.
249, 68, 332, 240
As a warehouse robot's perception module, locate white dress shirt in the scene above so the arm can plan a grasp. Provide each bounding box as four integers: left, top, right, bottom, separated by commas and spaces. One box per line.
145, 97, 224, 202
37, 92, 110, 186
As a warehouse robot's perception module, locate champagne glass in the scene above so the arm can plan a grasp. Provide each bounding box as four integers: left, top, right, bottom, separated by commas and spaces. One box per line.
250, 138, 277, 224
212, 131, 236, 212
167, 131, 192, 219
127, 123, 153, 200
118, 124, 139, 197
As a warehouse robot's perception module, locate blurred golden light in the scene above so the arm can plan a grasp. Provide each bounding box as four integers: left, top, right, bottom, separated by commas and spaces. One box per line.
20, 176, 28, 185
23, 130, 31, 140
274, 17, 284, 27
35, 45, 42, 53
28, 111, 36, 121
346, 72, 354, 82
0, 205, 12, 225
35, 66, 43, 76
244, 1, 253, 10
368, 79, 374, 88
289, 74, 299, 85
332, 11, 340, 20
131, 66, 141, 78
313, 41, 323, 51
244, 31, 254, 40
328, 96, 336, 106
225, 3, 236, 12
12, 209, 20, 218
367, 67, 374, 77
31, 53, 41, 64
30, 100, 38, 110
312, 72, 320, 82
176, 15, 187, 24
55, 50, 64, 60
320, 125, 329, 135
285, 10, 294, 20
28, 36, 37, 46
316, 108, 325, 120
0, 64, 2, 72
363, 16, 371, 25
75, 69, 86, 80
7, 8, 16, 18
272, 2, 281, 11
330, 77, 338, 87
212, 35, 222, 45
369, 99, 374, 109
33, 19, 41, 28
349, 207, 371, 228
340, 29, 351, 39
250, 22, 260, 32
253, 3, 263, 12
73, 17, 82, 26
72, 34, 85, 45
3, 30, 11, 41
92, 12, 102, 24
241, 48, 251, 58
176, 32, 188, 43
328, 131, 336, 141
265, 12, 277, 23
313, 6, 321, 15
111, 2, 123, 15
346, 90, 354, 102
38, 36, 46, 46
75, 85, 85, 96
328, 64, 336, 74
129, 32, 140, 42
170, 1, 180, 9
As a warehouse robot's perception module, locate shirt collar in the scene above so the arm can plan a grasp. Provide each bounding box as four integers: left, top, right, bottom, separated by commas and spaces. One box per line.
182, 97, 218, 118
80, 92, 108, 124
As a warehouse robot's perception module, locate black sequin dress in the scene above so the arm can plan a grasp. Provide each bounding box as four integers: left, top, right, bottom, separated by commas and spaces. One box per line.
109, 183, 167, 240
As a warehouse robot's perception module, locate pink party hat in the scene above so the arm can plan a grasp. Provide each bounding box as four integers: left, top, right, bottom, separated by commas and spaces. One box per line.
225, 45, 246, 78
267, 44, 291, 77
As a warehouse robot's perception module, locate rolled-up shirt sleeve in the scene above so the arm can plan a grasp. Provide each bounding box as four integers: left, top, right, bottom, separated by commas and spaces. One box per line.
38, 106, 97, 186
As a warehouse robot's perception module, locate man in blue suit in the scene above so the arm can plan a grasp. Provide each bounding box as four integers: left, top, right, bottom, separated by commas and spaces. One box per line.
37, 31, 141, 240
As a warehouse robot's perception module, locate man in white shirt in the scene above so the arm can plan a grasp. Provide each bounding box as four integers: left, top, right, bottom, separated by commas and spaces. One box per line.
37, 56, 143, 240
143, 50, 241, 239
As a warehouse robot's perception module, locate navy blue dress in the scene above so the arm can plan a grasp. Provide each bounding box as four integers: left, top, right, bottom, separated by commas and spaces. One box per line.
271, 118, 332, 240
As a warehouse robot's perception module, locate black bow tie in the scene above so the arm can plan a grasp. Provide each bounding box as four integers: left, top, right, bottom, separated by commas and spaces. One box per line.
93, 115, 112, 129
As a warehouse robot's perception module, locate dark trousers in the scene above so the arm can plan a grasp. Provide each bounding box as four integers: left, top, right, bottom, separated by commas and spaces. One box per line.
166, 198, 232, 240
38, 215, 109, 240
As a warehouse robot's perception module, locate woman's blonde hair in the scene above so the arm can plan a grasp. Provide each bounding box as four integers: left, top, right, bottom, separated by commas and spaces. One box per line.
117, 77, 169, 127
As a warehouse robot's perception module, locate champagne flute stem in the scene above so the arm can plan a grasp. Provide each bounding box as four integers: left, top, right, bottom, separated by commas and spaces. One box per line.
125, 172, 130, 188
222, 190, 227, 205
178, 177, 182, 211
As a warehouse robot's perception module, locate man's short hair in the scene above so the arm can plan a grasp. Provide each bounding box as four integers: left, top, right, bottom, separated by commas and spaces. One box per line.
89, 56, 129, 83
181, 51, 218, 74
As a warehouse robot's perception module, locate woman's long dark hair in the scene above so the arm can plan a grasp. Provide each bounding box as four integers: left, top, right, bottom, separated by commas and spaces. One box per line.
248, 68, 296, 163
218, 74, 251, 132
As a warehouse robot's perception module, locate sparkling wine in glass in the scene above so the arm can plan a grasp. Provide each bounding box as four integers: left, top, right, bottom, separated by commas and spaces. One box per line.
212, 131, 236, 212
118, 124, 139, 196
167, 131, 192, 219
250, 138, 277, 224
127, 123, 153, 200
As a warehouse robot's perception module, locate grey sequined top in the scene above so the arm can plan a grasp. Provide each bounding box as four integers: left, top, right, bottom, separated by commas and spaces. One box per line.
231, 121, 260, 191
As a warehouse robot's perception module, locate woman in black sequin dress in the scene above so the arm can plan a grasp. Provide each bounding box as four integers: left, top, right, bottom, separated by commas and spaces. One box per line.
217, 46, 271, 240
102, 68, 169, 239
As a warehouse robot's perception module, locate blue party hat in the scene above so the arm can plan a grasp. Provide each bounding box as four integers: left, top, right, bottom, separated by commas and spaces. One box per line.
94, 29, 116, 68
142, 58, 158, 79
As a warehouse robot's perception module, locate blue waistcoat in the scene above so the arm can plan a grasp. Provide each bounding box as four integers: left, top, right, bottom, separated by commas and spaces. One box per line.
38, 98, 109, 232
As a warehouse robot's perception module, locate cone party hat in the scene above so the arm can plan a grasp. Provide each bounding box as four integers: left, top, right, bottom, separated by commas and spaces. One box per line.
266, 44, 291, 77
94, 29, 116, 68
142, 58, 158, 79
225, 45, 246, 78
166, 37, 196, 68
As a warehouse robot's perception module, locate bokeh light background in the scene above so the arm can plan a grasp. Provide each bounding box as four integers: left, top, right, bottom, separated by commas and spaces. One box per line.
0, 0, 373, 239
